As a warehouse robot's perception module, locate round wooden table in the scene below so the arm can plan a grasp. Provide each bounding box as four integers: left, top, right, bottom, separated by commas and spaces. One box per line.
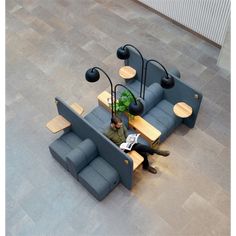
119, 66, 136, 80
173, 102, 193, 118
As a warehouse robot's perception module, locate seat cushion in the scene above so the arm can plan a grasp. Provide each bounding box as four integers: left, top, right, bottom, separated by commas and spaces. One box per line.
148, 107, 182, 129
49, 139, 72, 170
66, 147, 89, 178
84, 112, 107, 133
60, 131, 82, 149
141, 83, 164, 114
144, 99, 183, 142
156, 99, 175, 116
89, 157, 119, 190
78, 166, 111, 201
143, 114, 169, 141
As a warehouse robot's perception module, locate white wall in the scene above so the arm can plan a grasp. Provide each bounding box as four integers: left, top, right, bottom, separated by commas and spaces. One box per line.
138, 0, 231, 46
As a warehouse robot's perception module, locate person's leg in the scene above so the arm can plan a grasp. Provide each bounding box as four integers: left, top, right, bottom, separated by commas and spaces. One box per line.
131, 145, 157, 174
133, 143, 170, 157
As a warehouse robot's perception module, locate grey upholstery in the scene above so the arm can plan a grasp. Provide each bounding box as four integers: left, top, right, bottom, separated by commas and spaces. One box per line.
66, 139, 98, 179
48, 97, 135, 201
78, 157, 119, 200
49, 139, 72, 170
49, 131, 82, 170
123, 48, 203, 141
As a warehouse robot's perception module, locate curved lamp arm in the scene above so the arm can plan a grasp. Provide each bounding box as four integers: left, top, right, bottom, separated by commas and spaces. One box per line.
114, 83, 143, 116
85, 66, 114, 117
117, 44, 145, 98
143, 59, 175, 99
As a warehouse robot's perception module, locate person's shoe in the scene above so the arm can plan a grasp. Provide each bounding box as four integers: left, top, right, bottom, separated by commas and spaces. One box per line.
155, 149, 170, 157
144, 166, 157, 174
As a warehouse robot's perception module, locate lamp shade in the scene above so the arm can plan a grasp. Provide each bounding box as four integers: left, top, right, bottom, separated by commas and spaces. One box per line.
85, 68, 100, 82
160, 75, 175, 89
128, 100, 144, 115
116, 47, 130, 60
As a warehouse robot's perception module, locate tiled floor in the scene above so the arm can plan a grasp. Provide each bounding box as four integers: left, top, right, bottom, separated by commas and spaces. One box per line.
6, 0, 230, 235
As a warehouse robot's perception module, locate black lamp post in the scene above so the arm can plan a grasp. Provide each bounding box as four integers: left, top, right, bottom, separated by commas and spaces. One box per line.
114, 83, 144, 116
116, 44, 145, 98
143, 59, 175, 99
85, 67, 114, 117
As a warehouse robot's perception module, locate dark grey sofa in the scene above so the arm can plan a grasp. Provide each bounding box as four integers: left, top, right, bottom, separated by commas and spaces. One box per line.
49, 97, 134, 201
121, 49, 203, 142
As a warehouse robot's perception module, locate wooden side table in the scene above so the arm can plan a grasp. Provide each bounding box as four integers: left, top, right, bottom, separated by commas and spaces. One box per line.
70, 102, 84, 115
127, 151, 144, 171
46, 115, 71, 133
173, 102, 193, 118
119, 66, 136, 80
128, 116, 161, 146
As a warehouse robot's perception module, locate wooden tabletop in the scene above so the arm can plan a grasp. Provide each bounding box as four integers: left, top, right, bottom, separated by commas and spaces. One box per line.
173, 102, 193, 118
70, 102, 84, 115
119, 66, 136, 79
127, 150, 144, 170
46, 115, 71, 133
128, 116, 161, 144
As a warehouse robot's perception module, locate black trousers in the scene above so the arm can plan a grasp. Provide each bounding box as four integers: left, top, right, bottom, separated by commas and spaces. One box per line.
129, 143, 156, 169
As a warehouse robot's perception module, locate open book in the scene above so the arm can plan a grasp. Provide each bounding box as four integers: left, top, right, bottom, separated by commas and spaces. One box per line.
120, 133, 140, 151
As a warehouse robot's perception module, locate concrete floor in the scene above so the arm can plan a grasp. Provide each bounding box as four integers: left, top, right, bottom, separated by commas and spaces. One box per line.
6, 0, 230, 235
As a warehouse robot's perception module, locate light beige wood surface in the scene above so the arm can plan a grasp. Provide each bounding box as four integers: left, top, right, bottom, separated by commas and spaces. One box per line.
97, 90, 112, 111
173, 102, 193, 118
70, 102, 84, 115
128, 116, 161, 144
46, 115, 71, 133
128, 150, 144, 170
119, 66, 136, 79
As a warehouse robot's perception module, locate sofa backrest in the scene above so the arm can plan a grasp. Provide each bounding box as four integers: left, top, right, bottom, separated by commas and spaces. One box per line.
55, 97, 133, 189
125, 49, 203, 128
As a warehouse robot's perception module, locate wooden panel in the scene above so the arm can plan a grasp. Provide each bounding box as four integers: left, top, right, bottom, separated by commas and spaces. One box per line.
128, 150, 144, 170
70, 102, 84, 115
129, 116, 161, 143
46, 115, 71, 133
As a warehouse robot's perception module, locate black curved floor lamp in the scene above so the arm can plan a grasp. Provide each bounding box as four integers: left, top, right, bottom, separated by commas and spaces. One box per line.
143, 59, 175, 99
114, 83, 144, 116
85, 67, 114, 117
116, 44, 145, 98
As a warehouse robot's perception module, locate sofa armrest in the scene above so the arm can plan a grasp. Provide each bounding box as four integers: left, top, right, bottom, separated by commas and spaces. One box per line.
66, 147, 87, 178
66, 138, 98, 178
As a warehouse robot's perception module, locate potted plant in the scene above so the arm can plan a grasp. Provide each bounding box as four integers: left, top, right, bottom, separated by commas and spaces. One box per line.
115, 90, 135, 119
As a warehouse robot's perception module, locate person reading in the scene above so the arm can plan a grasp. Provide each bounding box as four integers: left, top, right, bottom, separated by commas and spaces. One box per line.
104, 116, 170, 174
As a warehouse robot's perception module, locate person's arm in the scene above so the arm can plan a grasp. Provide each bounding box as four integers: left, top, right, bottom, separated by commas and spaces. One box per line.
123, 124, 128, 138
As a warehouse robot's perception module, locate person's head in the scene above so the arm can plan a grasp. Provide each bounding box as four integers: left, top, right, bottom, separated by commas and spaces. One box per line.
111, 116, 123, 129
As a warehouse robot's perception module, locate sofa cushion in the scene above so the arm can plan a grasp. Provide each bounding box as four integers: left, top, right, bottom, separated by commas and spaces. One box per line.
141, 83, 164, 114
60, 131, 82, 149
89, 157, 119, 190
66, 147, 88, 178
148, 107, 182, 129
90, 106, 111, 124
156, 99, 175, 116
78, 139, 98, 163
49, 139, 72, 170
143, 114, 169, 140
78, 166, 111, 201
125, 80, 141, 96
144, 99, 183, 142
84, 112, 106, 133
